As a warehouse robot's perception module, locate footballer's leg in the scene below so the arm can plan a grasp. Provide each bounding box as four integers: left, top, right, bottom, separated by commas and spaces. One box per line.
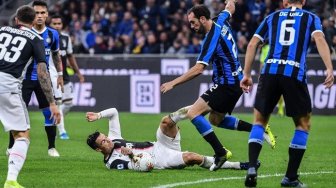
187, 98, 229, 171
169, 105, 191, 123
245, 109, 270, 187
281, 114, 310, 187
183, 152, 252, 170
210, 113, 276, 149
160, 115, 179, 138
5, 131, 30, 188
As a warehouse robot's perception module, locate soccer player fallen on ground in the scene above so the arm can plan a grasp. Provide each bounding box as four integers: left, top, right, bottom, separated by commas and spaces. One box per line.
240, 0, 334, 187
8, 0, 64, 157
160, 1, 275, 171
86, 108, 257, 171
49, 14, 85, 140
0, 5, 60, 188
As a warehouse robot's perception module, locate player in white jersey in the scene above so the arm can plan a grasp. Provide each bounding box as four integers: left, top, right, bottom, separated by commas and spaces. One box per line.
49, 15, 85, 140
0, 5, 60, 188
86, 108, 258, 170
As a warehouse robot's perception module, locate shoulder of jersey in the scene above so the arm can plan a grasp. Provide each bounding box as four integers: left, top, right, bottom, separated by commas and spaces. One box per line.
60, 32, 71, 39
20, 26, 43, 40
46, 26, 59, 35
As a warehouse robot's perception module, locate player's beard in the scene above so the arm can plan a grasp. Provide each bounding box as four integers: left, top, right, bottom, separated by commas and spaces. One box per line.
196, 24, 206, 34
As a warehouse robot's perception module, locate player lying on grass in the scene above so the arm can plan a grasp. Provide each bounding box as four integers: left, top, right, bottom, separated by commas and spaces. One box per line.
86, 108, 259, 170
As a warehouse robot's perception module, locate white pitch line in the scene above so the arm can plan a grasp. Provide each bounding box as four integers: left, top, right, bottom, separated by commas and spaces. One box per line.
152, 171, 334, 188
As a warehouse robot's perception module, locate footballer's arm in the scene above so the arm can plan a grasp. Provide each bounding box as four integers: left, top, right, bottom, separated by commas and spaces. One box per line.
52, 51, 64, 92
67, 54, 85, 83
37, 62, 61, 124
86, 108, 123, 140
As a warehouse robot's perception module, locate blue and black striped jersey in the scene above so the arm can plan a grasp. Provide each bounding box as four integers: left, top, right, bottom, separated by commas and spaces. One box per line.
25, 26, 59, 81
255, 7, 323, 83
197, 11, 243, 85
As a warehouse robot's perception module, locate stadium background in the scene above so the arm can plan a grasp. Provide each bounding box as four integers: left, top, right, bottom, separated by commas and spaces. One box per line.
0, 1, 335, 188
0, 0, 334, 114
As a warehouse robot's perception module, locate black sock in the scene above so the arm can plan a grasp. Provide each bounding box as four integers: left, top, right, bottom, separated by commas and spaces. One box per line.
248, 142, 262, 168
45, 126, 56, 149
8, 132, 14, 149
285, 148, 305, 180
203, 132, 226, 156
237, 120, 252, 132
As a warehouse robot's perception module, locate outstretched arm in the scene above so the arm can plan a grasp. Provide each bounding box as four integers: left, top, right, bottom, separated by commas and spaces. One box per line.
160, 63, 205, 93
86, 108, 123, 139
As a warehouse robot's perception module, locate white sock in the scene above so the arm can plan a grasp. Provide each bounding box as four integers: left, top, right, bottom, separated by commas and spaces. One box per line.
221, 161, 240, 169
57, 111, 66, 134
7, 137, 30, 181
169, 105, 192, 123
199, 156, 240, 169
61, 102, 72, 116
199, 156, 214, 168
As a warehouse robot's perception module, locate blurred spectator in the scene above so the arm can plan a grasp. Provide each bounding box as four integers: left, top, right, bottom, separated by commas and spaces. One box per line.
186, 36, 201, 54
144, 32, 160, 54
158, 32, 171, 54
93, 35, 108, 54
166, 39, 185, 54
45, 0, 331, 54
86, 22, 100, 50
237, 35, 248, 53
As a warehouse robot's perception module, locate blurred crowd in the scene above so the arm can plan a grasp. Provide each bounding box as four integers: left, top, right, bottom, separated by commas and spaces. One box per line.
46, 0, 336, 55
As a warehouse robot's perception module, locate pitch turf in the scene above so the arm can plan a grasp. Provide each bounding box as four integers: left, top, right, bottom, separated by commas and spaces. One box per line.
0, 112, 335, 187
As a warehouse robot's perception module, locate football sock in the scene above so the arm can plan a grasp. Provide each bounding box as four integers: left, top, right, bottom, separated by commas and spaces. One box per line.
57, 107, 66, 134
285, 130, 308, 180
45, 126, 56, 149
200, 157, 240, 169
61, 101, 72, 116
200, 156, 213, 168
42, 108, 54, 126
191, 115, 226, 156
248, 125, 265, 168
169, 105, 191, 123
218, 116, 252, 132
7, 137, 29, 181
218, 116, 238, 130
8, 132, 14, 149
237, 120, 252, 132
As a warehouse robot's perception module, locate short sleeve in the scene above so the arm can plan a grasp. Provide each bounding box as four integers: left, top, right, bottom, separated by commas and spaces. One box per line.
310, 14, 323, 36
254, 18, 268, 42
33, 38, 47, 64
51, 30, 60, 52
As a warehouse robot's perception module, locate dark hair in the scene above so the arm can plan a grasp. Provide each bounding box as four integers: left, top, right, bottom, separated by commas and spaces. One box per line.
50, 14, 62, 21
287, 0, 303, 4
16, 5, 36, 24
32, 0, 48, 8
87, 131, 100, 150
187, 5, 210, 20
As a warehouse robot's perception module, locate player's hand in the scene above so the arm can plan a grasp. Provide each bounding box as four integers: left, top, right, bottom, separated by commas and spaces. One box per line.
225, 0, 236, 14
121, 146, 133, 156
323, 69, 334, 88
160, 82, 174, 93
57, 76, 64, 92
240, 75, 253, 93
78, 73, 85, 83
50, 103, 61, 124
86, 112, 100, 122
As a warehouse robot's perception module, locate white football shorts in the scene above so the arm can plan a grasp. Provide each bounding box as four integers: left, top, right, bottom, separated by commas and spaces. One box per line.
153, 127, 185, 169
62, 82, 73, 101
0, 92, 30, 132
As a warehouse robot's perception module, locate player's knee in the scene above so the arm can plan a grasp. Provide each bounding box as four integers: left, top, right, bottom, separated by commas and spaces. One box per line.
161, 116, 175, 128
208, 114, 221, 126
182, 152, 199, 165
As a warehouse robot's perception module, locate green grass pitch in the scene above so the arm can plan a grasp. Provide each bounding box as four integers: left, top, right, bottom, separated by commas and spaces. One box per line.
0, 112, 335, 187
